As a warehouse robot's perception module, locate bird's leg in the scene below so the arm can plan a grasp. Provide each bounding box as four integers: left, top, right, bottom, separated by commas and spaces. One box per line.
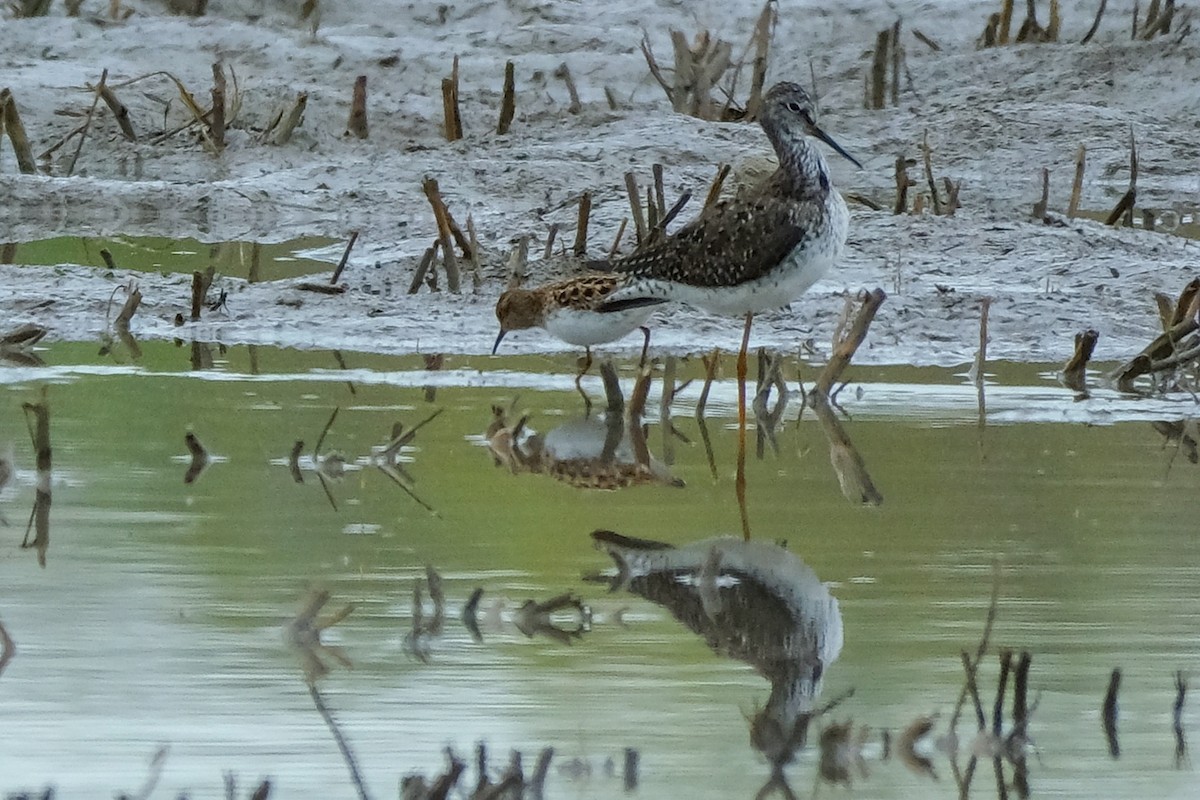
576, 347, 594, 416
736, 311, 753, 541
637, 326, 651, 371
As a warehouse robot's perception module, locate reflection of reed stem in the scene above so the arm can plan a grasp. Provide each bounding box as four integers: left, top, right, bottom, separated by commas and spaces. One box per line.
308, 683, 372, 800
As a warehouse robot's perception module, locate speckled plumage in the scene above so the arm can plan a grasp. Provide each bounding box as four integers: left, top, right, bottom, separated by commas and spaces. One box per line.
492, 274, 657, 352
598, 81, 856, 316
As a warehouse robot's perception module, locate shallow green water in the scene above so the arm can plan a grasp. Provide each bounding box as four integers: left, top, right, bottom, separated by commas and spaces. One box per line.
1, 343, 1198, 799
2, 236, 339, 282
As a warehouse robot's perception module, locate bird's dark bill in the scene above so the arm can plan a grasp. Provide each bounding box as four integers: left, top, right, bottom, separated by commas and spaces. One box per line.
812, 125, 862, 169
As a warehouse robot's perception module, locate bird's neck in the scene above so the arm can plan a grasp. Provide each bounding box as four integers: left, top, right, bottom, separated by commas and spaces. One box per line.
763, 126, 831, 201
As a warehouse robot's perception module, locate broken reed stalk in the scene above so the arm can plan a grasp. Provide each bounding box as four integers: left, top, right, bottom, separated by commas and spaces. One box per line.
270, 92, 308, 145
0, 618, 13, 678
1102, 667, 1121, 758
1105, 127, 1138, 226
921, 130, 942, 215
999, 0, 1015, 43
893, 156, 911, 214
743, 0, 776, 120
421, 177, 462, 292
1068, 144, 1086, 218
99, 82, 137, 142
465, 215, 482, 291
814, 288, 887, 396
209, 62, 226, 149
890, 20, 902, 107
190, 271, 205, 320
542, 223, 559, 259
1032, 167, 1050, 220
1110, 280, 1200, 386
1061, 329, 1098, 390
652, 163, 667, 227
974, 297, 991, 383
624, 172, 648, 245
497, 60, 515, 134
704, 163, 731, 209
869, 29, 890, 109
346, 75, 368, 139
607, 218, 628, 259
554, 63, 582, 114
408, 243, 438, 295
115, 285, 142, 328
441, 56, 462, 141
573, 191, 592, 256
329, 230, 359, 284
1081, 0, 1108, 43
64, 71, 109, 176
1, 89, 38, 174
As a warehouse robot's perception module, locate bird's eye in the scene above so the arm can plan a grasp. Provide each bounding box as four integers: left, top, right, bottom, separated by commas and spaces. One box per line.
787, 101, 802, 113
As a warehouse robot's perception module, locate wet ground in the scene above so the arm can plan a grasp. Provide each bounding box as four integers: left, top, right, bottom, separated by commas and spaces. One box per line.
1, 342, 1198, 798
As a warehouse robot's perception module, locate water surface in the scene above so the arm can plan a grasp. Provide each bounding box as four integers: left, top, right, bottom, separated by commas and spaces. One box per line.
0, 343, 1197, 798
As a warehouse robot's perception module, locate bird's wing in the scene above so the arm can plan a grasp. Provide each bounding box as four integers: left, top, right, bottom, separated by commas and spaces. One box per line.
602, 195, 819, 288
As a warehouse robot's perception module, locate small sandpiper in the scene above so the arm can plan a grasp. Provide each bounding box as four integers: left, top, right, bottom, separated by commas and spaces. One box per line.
595, 81, 860, 538
492, 274, 656, 395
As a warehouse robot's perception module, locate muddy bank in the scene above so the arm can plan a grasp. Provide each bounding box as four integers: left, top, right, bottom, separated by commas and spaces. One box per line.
2, 1, 1198, 366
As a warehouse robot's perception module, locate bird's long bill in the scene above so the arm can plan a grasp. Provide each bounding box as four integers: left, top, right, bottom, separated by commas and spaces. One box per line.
811, 124, 862, 169
491, 329, 507, 355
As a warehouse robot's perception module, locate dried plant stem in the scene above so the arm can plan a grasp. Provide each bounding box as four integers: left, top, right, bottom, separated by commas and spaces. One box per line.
497, 60, 515, 134
815, 288, 887, 395
0, 89, 37, 174
407, 243, 438, 295
607, 218, 627, 260
704, 163, 731, 209
98, 82, 137, 142
893, 156, 910, 214
441, 56, 462, 141
1067, 144, 1086, 218
624, 172, 648, 245
346, 75, 368, 139
870, 29, 890, 109
744, 0, 776, 120
465, 215, 482, 291
1032, 167, 1050, 220
330, 230, 359, 284
554, 62, 582, 114
1081, 0, 1108, 42
422, 178, 461, 292
0, 618, 13, 678
1105, 127, 1137, 226
64, 70, 110, 176
974, 298, 991, 384
573, 191, 592, 256
999, 0, 1015, 43
209, 63, 226, 149
1061, 329, 1098, 391
921, 129, 942, 215
269, 92, 307, 145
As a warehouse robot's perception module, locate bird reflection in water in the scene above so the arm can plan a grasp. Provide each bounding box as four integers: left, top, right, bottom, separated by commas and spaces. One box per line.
484, 361, 683, 490
588, 530, 843, 792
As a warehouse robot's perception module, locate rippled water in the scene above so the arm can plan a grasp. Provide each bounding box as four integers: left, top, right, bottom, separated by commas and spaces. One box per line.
1, 343, 1198, 799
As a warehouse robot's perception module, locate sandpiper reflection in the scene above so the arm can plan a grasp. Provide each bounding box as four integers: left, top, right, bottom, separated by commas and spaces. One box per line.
483, 361, 683, 490
589, 530, 842, 770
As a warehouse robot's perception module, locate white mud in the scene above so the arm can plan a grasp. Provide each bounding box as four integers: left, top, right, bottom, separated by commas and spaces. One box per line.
2, 0, 1198, 367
